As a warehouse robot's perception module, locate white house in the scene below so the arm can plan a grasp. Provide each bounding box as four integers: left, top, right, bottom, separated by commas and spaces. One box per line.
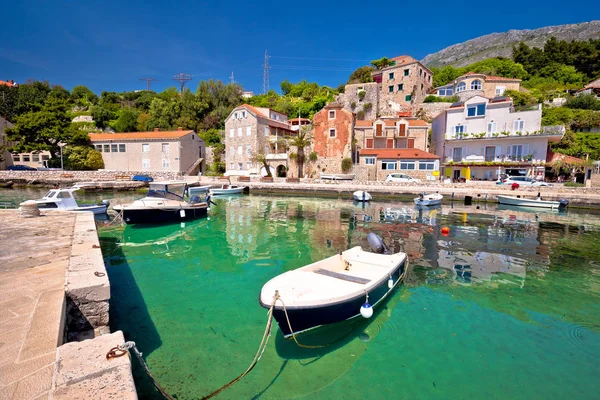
431, 95, 564, 181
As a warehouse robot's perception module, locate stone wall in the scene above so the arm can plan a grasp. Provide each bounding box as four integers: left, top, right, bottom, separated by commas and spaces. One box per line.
0, 169, 185, 182
416, 102, 453, 122
337, 82, 379, 120
312, 105, 354, 170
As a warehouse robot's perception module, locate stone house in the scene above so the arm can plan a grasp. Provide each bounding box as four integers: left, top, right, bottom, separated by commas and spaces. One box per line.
434, 72, 521, 101
89, 128, 205, 174
357, 148, 440, 181
312, 103, 354, 174
354, 117, 430, 153
224, 104, 295, 177
337, 55, 433, 119
431, 95, 564, 181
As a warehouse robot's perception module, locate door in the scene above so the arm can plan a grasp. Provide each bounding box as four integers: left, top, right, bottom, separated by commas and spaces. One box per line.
453, 170, 461, 180
407, 138, 415, 149
386, 139, 394, 149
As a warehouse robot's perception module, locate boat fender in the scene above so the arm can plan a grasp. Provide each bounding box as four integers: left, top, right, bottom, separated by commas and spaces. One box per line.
360, 294, 373, 319
101, 200, 110, 206
367, 232, 391, 255
388, 277, 394, 289
179, 209, 186, 218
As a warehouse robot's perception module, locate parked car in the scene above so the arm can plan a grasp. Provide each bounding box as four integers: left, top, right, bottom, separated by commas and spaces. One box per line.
502, 176, 551, 187
132, 174, 154, 182
7, 165, 37, 171
385, 173, 421, 183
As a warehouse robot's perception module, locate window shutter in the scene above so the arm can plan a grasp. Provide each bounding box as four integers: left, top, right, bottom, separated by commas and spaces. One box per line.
366, 139, 374, 148
496, 145, 502, 159
523, 144, 529, 155
399, 124, 406, 136
408, 139, 415, 149
480, 147, 485, 156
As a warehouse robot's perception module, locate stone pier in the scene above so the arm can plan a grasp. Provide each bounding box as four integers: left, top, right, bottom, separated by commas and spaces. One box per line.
0, 210, 136, 400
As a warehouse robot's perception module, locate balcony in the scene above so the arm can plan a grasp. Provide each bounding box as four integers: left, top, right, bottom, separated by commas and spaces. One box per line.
266, 153, 288, 161
444, 154, 545, 166
446, 127, 564, 141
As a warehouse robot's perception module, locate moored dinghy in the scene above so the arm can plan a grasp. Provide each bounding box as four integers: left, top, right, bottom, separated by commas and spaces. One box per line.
34, 187, 109, 214
260, 233, 407, 338
353, 190, 372, 202
497, 193, 568, 209
414, 192, 443, 207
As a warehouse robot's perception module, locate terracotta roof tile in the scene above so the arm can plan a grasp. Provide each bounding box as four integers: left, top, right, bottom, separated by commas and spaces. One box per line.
0, 79, 18, 87
546, 150, 584, 164
390, 55, 418, 64
355, 119, 429, 127
89, 130, 194, 141
234, 104, 294, 131
359, 148, 439, 159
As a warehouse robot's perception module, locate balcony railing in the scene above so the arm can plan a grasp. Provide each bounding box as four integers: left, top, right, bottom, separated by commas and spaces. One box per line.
447, 128, 564, 140
445, 154, 544, 165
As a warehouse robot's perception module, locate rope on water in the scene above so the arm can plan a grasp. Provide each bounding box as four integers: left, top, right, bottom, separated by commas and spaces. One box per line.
108, 293, 280, 400
277, 295, 332, 349
107, 201, 125, 226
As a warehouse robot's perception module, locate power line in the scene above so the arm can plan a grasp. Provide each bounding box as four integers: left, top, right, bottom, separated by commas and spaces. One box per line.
263, 50, 270, 94
173, 73, 192, 92
270, 55, 372, 62
139, 77, 157, 91
270, 65, 356, 72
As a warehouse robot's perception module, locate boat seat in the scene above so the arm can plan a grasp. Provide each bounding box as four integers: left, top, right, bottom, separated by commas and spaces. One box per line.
313, 268, 371, 284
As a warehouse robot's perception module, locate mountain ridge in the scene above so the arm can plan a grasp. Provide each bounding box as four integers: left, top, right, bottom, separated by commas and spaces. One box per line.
421, 21, 600, 68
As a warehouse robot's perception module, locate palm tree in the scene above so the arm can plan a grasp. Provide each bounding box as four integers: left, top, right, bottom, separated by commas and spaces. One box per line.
287, 127, 312, 178
250, 151, 272, 177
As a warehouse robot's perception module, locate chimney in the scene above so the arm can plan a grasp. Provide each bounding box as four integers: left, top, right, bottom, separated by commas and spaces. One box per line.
154, 128, 159, 132
177, 127, 183, 131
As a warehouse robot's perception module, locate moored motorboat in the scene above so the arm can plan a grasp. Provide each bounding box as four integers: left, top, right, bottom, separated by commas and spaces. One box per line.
34, 187, 109, 214
320, 173, 355, 180
497, 194, 568, 209
353, 190, 372, 202
209, 184, 245, 196
414, 192, 443, 207
259, 233, 407, 338
187, 185, 212, 196
113, 181, 214, 224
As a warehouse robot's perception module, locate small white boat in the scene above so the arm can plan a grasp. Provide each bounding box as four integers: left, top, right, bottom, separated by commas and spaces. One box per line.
209, 184, 245, 196
320, 173, 355, 181
497, 194, 568, 209
260, 233, 407, 337
353, 190, 372, 202
414, 192, 443, 207
187, 185, 212, 196
34, 188, 109, 214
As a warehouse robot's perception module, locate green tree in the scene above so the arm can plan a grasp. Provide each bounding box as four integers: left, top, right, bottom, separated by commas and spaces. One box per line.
347, 66, 374, 84
15, 81, 51, 114
71, 85, 98, 107
287, 127, 312, 178
251, 151, 272, 177
565, 94, 600, 111
148, 98, 180, 130
370, 57, 392, 70
112, 108, 140, 132
91, 106, 115, 130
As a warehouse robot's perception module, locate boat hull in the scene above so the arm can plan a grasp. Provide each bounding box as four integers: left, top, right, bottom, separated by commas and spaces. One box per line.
35, 201, 108, 215
353, 191, 372, 202
209, 188, 243, 195
497, 195, 565, 209
414, 199, 442, 206
267, 259, 406, 337
117, 206, 208, 224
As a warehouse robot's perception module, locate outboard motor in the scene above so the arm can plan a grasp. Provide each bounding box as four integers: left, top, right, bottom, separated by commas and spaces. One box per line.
189, 195, 201, 204
101, 200, 110, 207
205, 195, 217, 206
367, 232, 391, 255
558, 199, 569, 209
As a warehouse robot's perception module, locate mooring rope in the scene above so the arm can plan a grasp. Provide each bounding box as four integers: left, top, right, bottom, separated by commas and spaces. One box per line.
277, 295, 333, 349
108, 293, 279, 400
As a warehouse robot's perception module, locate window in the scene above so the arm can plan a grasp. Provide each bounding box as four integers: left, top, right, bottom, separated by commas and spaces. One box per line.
329, 110, 336, 119
456, 82, 466, 92
22, 154, 30, 162
366, 138, 374, 148
375, 124, 383, 137
496, 86, 506, 96
264, 126, 270, 136
32, 154, 40, 162
95, 145, 103, 152
162, 159, 170, 168
438, 88, 453, 96
119, 144, 126, 152
329, 129, 336, 138
142, 144, 149, 152
452, 148, 463, 162
246, 145, 252, 155
404, 69, 409, 76
398, 124, 407, 136
111, 144, 118, 153
382, 161, 397, 170
142, 159, 150, 169
421, 83, 424, 91
365, 157, 375, 165
485, 146, 496, 162
508, 145, 523, 160
230, 128, 234, 137
470, 80, 482, 90
407, 138, 415, 148
513, 120, 524, 133
467, 103, 486, 117
237, 145, 242, 155
42, 155, 49, 161
388, 72, 394, 80
247, 162, 252, 170
238, 163, 243, 170
454, 125, 465, 136
162, 143, 169, 152
12, 154, 19, 161
405, 95, 412, 101
419, 161, 436, 170
386, 139, 394, 149
230, 147, 235, 156
234, 112, 238, 119
398, 84, 404, 91
104, 144, 111, 152
487, 122, 497, 135
419, 68, 423, 76
237, 127, 242, 137
230, 163, 234, 169
246, 126, 251, 136
388, 86, 394, 93
242, 111, 247, 118
400, 162, 415, 170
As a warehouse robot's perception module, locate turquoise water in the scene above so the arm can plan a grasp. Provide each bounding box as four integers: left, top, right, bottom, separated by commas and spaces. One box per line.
3, 188, 600, 399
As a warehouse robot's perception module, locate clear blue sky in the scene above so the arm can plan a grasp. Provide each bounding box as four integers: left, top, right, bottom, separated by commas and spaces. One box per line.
1, 1, 598, 95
